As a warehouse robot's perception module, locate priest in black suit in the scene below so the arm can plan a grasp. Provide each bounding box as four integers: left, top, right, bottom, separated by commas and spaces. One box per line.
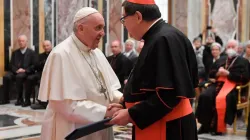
1, 35, 37, 105
107, 40, 133, 92
25, 40, 52, 108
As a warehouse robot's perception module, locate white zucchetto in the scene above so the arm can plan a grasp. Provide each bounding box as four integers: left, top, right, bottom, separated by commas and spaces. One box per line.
73, 7, 99, 23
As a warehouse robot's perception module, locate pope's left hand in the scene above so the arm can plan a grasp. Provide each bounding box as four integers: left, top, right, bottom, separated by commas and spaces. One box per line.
107, 109, 132, 126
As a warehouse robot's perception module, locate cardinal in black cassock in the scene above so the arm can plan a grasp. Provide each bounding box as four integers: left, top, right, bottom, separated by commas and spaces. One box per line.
108, 0, 198, 140
196, 40, 249, 135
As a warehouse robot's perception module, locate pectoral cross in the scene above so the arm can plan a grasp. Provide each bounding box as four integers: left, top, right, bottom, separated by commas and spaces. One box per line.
100, 86, 108, 100
100, 86, 107, 93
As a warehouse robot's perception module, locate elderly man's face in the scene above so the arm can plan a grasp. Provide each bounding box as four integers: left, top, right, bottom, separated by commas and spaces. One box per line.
246, 45, 250, 56
211, 46, 220, 58
80, 13, 105, 50
18, 36, 28, 49
125, 42, 133, 52
193, 40, 201, 49
111, 41, 121, 55
226, 41, 238, 57
227, 42, 238, 52
43, 41, 52, 53
238, 46, 244, 54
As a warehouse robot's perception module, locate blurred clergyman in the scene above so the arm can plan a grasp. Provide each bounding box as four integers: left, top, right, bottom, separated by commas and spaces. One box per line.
107, 40, 133, 92
1, 35, 37, 106
29, 40, 52, 109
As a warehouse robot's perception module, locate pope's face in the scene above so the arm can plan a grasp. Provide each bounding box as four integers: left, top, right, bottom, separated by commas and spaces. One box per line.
81, 13, 105, 50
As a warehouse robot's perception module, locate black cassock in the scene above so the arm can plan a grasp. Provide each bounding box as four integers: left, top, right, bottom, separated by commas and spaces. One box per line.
107, 53, 132, 92
196, 56, 249, 133
123, 19, 198, 140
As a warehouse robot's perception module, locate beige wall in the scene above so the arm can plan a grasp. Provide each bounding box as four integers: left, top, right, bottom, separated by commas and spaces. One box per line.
0, 0, 5, 80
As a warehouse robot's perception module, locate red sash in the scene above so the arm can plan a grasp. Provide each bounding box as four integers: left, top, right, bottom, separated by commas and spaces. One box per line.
125, 98, 193, 140
216, 76, 236, 132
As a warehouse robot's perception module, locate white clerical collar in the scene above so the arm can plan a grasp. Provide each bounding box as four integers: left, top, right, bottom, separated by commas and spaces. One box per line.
213, 56, 220, 62
124, 49, 133, 57
71, 33, 91, 52
20, 47, 27, 54
244, 54, 250, 62
148, 18, 162, 30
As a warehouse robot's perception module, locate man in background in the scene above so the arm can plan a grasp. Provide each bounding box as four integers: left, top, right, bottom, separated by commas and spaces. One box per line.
123, 39, 138, 64
107, 40, 133, 92
28, 40, 52, 109
1, 35, 37, 106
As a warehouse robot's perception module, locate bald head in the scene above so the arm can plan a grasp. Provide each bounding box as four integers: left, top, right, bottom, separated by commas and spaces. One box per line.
18, 35, 28, 50
43, 40, 52, 53
111, 40, 122, 55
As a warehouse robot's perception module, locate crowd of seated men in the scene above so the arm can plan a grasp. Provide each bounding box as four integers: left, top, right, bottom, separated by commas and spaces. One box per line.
0, 34, 52, 110
193, 30, 250, 137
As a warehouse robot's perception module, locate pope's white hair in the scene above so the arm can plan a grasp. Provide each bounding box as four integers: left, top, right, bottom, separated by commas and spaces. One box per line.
73, 17, 88, 32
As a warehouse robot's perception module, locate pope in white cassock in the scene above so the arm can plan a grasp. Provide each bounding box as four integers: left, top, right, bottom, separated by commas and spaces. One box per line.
38, 7, 123, 140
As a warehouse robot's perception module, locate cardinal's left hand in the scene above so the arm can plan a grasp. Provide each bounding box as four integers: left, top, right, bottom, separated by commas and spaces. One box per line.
107, 109, 132, 126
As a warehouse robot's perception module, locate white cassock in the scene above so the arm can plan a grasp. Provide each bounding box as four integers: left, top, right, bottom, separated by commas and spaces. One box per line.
38, 33, 122, 140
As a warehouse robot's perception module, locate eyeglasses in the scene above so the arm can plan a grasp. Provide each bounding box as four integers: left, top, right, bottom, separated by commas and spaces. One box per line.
120, 13, 136, 24
120, 15, 130, 24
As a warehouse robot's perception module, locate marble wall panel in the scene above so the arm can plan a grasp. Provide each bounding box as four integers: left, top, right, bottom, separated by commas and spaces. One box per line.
33, 0, 39, 53
57, 0, 88, 43
12, 0, 31, 50
174, 0, 188, 35
211, 0, 237, 44
155, 0, 168, 21
53, 0, 57, 46
44, 0, 52, 43
90, 0, 98, 9
107, 0, 122, 56
187, 0, 202, 41
4, 0, 11, 70
0, 0, 4, 77
102, 0, 107, 53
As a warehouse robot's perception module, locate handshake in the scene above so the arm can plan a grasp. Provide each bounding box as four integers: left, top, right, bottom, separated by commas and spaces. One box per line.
104, 97, 132, 126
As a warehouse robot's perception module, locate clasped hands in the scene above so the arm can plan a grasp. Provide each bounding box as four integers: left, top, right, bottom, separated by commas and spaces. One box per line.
217, 67, 229, 77
16, 68, 26, 73
105, 101, 132, 126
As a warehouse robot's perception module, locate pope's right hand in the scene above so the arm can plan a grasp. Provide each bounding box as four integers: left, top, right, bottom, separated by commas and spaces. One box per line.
105, 106, 122, 118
